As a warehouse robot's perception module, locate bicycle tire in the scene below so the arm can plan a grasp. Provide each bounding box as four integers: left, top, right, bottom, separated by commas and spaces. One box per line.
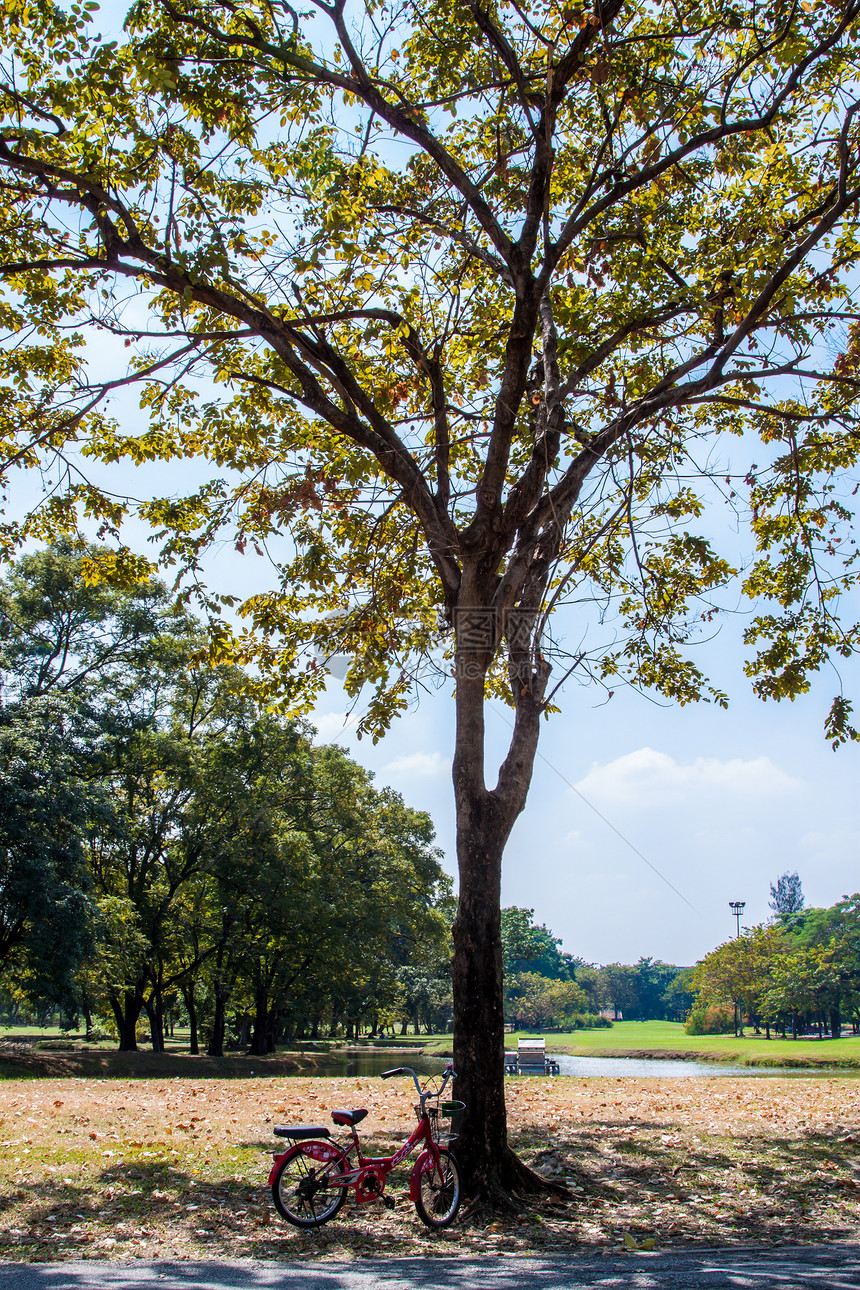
271, 1142, 349, 1227
414, 1146, 462, 1229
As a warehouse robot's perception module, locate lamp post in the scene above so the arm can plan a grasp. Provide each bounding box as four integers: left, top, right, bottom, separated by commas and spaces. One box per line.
728, 901, 746, 1037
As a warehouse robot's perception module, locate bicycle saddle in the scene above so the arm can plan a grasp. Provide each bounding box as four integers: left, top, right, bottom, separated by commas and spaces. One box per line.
331, 1108, 368, 1127
273, 1125, 331, 1139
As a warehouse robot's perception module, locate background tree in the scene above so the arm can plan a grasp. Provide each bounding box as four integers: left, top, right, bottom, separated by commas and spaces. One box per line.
506, 972, 586, 1030
83, 607, 232, 1050
690, 898, 860, 1039
0, 694, 96, 1009
571, 964, 609, 1017
0, 544, 451, 1050
501, 906, 573, 979
661, 966, 697, 1024
600, 962, 640, 1021
769, 872, 805, 917
0, 542, 170, 701
780, 896, 859, 1035
828, 896, 860, 1032
3, 0, 860, 1199
760, 944, 835, 1039
690, 932, 766, 1037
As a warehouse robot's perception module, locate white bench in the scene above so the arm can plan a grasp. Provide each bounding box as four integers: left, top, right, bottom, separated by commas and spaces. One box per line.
517, 1037, 546, 1070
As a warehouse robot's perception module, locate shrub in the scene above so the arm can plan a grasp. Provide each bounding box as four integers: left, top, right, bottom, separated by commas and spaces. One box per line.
571, 1012, 613, 1029
684, 1004, 735, 1035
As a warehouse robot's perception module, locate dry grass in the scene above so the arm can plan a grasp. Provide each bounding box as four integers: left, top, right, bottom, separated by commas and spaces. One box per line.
1, 1073, 859, 1262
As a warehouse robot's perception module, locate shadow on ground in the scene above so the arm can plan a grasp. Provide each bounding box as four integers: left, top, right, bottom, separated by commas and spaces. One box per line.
1, 1116, 858, 1263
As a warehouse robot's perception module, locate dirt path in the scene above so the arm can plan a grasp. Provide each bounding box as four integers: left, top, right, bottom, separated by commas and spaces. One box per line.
1, 1075, 858, 1261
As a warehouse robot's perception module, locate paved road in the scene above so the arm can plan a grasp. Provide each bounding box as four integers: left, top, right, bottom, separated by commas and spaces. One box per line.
0, 1249, 858, 1289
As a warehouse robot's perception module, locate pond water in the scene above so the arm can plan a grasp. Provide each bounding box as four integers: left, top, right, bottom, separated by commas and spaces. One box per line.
299, 1053, 450, 1080
294, 1051, 859, 1079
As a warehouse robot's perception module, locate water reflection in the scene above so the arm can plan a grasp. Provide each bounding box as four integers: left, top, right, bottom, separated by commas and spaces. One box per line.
555, 1054, 762, 1077
551, 1054, 860, 1077
300, 1053, 449, 1079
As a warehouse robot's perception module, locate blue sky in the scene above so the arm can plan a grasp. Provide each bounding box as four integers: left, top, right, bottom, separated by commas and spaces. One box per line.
307, 634, 858, 968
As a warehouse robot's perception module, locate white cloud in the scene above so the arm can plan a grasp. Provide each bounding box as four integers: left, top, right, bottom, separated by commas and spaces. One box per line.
311, 712, 353, 743
574, 746, 801, 808
384, 751, 449, 778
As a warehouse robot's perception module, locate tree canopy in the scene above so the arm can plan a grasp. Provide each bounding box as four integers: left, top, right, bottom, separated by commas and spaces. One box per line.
3, 0, 860, 1197
689, 896, 860, 1038
1, 0, 858, 729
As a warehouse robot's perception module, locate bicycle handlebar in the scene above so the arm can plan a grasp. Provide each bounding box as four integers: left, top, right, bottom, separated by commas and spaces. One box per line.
380, 1064, 456, 1103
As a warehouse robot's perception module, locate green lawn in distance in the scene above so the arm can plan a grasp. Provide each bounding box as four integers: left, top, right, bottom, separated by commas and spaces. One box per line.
503, 1019, 860, 1066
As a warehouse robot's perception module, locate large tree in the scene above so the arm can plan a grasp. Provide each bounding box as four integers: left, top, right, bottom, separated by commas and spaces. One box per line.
2, 0, 860, 1200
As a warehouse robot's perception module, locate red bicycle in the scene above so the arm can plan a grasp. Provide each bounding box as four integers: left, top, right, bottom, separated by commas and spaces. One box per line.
269, 1065, 463, 1229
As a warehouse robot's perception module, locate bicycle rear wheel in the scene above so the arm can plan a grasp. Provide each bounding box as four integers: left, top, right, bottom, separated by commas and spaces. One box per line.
414, 1147, 461, 1229
271, 1143, 349, 1227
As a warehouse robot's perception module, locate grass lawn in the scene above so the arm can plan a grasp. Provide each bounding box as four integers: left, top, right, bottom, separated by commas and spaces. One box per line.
1, 1072, 858, 1260
504, 1020, 860, 1067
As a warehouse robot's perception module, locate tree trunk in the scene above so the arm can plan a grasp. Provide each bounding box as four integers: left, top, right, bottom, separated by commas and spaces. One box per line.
249, 982, 271, 1056
207, 982, 227, 1057
450, 652, 548, 1204
830, 1005, 841, 1039
182, 983, 199, 1055
452, 788, 518, 1198
235, 1013, 252, 1049
111, 991, 143, 1051
144, 996, 165, 1052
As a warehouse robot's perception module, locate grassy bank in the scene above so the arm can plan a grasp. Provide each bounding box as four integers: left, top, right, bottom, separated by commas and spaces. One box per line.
506, 1020, 860, 1068
0, 1034, 402, 1081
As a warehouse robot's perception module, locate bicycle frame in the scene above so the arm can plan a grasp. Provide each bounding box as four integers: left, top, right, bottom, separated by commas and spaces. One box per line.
329, 1108, 440, 1204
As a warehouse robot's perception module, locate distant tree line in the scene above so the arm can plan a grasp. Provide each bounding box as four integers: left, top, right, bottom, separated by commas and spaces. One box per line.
0, 544, 453, 1053
689, 889, 860, 1039
499, 906, 694, 1030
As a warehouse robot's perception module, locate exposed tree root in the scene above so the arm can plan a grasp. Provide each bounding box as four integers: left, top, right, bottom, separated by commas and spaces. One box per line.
456, 1145, 570, 1224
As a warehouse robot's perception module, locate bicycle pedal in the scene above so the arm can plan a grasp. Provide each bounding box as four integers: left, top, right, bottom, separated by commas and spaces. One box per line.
382, 1196, 396, 1210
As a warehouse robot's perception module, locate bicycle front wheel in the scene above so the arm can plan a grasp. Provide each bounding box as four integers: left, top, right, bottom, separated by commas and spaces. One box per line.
271, 1143, 349, 1228
414, 1147, 461, 1229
